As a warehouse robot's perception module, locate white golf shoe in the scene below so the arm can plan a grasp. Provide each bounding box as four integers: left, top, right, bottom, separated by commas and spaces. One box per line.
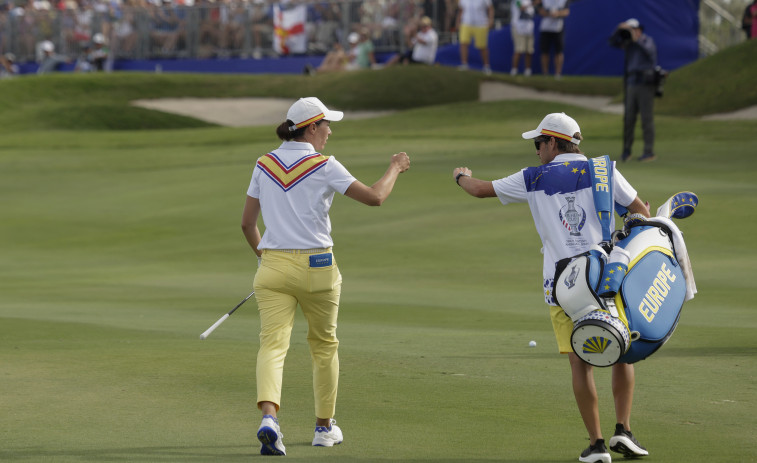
312, 419, 343, 447
257, 415, 286, 456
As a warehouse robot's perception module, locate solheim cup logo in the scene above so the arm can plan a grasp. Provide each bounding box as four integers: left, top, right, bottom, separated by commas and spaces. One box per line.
559, 196, 586, 236
564, 265, 579, 289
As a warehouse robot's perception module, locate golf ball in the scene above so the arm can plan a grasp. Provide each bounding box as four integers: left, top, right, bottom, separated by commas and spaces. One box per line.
529, 340, 537, 347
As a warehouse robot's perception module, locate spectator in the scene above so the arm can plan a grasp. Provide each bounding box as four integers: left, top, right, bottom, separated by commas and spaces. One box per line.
378, 0, 402, 47
510, 0, 535, 76
610, 18, 658, 162
113, 10, 138, 58
72, 0, 95, 44
74, 41, 94, 71
14, 4, 39, 59
456, 0, 494, 74
196, 0, 223, 57
358, 0, 384, 43
75, 33, 110, 72
250, 0, 274, 59
348, 28, 375, 70
227, 0, 254, 56
443, 0, 457, 33
743, 0, 757, 39
396, 0, 426, 48
308, 1, 341, 54
537, 0, 569, 79
385, 16, 438, 66
307, 41, 350, 74
88, 32, 110, 70
149, 0, 182, 55
1, 53, 20, 78
37, 40, 71, 74
305, 29, 375, 74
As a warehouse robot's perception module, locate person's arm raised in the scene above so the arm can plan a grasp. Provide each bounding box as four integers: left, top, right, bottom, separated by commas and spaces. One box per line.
453, 167, 496, 198
344, 152, 410, 206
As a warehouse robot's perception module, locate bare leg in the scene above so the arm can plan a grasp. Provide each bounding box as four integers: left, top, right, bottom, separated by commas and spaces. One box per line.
569, 353, 602, 444
612, 362, 635, 430
555, 52, 564, 77
480, 47, 489, 67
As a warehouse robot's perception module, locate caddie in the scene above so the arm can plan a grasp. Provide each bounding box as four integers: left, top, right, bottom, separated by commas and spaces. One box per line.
453, 112, 651, 463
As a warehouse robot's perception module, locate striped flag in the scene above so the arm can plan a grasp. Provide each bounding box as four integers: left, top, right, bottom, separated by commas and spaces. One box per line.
273, 4, 307, 55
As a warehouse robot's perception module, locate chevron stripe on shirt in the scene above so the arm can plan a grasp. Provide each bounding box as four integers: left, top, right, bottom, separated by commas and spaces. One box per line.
256, 152, 329, 191
522, 160, 591, 195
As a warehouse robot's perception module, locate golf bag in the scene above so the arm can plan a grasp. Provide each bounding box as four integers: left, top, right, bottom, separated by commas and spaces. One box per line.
554, 222, 687, 366
553, 156, 697, 367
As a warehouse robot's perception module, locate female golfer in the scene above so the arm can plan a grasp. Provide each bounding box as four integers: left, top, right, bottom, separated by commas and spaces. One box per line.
241, 97, 410, 456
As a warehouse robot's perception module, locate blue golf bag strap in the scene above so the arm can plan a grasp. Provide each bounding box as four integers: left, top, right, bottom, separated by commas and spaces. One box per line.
614, 202, 629, 218
589, 155, 614, 243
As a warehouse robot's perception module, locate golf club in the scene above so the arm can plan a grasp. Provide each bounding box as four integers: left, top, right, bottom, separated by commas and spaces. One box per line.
200, 290, 255, 340
656, 191, 698, 219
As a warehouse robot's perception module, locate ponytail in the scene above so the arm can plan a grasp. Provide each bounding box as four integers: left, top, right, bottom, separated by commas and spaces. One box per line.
275, 119, 325, 141
276, 120, 298, 141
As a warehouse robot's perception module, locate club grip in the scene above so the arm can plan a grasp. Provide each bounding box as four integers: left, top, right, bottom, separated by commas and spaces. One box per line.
200, 314, 230, 340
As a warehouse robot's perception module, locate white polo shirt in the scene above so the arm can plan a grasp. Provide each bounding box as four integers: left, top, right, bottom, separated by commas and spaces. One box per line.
491, 153, 637, 304
247, 141, 356, 250
411, 27, 438, 64
511, 0, 535, 36
459, 0, 493, 27
539, 0, 568, 33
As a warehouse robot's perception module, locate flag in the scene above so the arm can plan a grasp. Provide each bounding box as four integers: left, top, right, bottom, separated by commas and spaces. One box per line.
273, 4, 307, 55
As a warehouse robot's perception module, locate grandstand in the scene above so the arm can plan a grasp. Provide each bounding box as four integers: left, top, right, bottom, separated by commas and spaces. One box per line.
0, 0, 750, 75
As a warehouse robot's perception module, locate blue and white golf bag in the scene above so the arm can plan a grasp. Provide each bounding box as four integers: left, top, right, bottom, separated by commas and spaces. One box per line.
553, 156, 698, 367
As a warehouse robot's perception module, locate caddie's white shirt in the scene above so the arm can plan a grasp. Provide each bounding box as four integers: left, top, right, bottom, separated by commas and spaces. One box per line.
247, 141, 356, 250
539, 0, 568, 33
491, 153, 637, 304
459, 0, 492, 27
411, 27, 438, 64
511, 0, 535, 36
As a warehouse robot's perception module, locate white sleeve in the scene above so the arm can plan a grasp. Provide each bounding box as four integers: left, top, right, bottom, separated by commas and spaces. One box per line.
246, 162, 261, 198
613, 167, 638, 207
324, 156, 357, 195
492, 170, 528, 205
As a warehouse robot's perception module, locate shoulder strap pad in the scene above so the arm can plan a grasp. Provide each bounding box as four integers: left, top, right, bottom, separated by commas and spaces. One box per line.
589, 155, 613, 242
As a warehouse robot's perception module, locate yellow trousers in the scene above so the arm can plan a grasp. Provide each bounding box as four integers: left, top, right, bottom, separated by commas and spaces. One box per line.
253, 249, 342, 419
459, 24, 490, 48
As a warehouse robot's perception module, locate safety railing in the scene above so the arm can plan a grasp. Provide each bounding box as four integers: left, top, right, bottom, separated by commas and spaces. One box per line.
699, 0, 748, 56
0, 0, 456, 64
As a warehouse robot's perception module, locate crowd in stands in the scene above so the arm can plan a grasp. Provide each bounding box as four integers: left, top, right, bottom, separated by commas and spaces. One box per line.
0, 0, 461, 70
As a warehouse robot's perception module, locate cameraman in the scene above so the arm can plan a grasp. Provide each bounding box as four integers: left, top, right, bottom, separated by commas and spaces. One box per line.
611, 18, 658, 162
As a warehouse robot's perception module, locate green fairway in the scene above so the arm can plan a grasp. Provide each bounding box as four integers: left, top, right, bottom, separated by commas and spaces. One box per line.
1, 63, 756, 462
